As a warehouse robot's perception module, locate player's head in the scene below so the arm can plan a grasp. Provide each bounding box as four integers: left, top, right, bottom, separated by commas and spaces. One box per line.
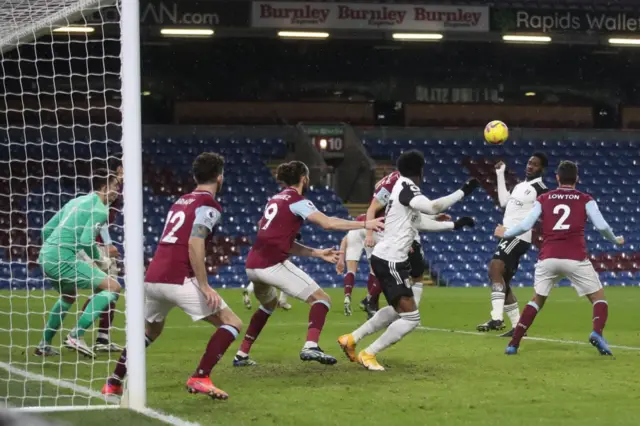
192, 152, 225, 190
93, 168, 121, 204
108, 157, 124, 184
526, 152, 548, 180
556, 160, 579, 187
276, 161, 310, 194
396, 150, 425, 182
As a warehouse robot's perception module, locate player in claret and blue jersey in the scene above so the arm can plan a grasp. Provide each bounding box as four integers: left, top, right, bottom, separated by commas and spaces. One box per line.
495, 160, 624, 356
233, 161, 384, 367
103, 153, 243, 400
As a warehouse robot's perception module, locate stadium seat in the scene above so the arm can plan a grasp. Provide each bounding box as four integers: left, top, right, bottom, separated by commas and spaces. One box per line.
3, 135, 639, 289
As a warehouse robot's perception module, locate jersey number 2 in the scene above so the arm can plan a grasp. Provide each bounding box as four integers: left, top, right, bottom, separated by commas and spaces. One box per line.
552, 204, 571, 230
262, 203, 278, 230
162, 211, 186, 243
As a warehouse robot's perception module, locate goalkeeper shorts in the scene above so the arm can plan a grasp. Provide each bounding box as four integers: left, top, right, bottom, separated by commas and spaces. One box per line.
39, 247, 107, 294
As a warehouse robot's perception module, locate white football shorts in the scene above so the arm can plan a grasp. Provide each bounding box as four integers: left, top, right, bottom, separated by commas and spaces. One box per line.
533, 258, 602, 297
144, 277, 228, 322
246, 260, 320, 303
345, 229, 381, 262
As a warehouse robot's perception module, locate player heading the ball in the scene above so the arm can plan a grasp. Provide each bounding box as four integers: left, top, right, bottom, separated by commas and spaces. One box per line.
233, 161, 383, 367
495, 160, 623, 356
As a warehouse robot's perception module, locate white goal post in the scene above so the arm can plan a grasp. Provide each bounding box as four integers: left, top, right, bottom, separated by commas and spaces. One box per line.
0, 0, 145, 412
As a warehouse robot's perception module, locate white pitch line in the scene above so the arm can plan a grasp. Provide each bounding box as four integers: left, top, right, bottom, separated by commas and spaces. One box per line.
0, 362, 200, 426
418, 326, 640, 351
165, 321, 640, 351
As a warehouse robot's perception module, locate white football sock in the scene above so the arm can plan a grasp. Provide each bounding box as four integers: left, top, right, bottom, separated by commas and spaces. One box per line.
504, 302, 520, 328
412, 283, 423, 308
366, 310, 420, 355
490, 285, 506, 321
245, 282, 254, 294
352, 306, 399, 343
277, 291, 288, 304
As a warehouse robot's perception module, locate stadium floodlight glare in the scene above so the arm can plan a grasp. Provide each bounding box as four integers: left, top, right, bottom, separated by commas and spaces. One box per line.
609, 38, 640, 46
502, 35, 552, 43
160, 28, 214, 36
392, 33, 443, 41
525, 92, 536, 97
53, 26, 95, 33
278, 31, 329, 39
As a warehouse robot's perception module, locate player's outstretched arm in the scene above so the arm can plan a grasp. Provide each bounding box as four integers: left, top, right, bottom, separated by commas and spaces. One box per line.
399, 179, 478, 215
306, 211, 384, 232
497, 201, 542, 239
418, 214, 455, 232
417, 214, 475, 232
365, 198, 385, 246
289, 242, 342, 264
586, 200, 623, 245
495, 161, 509, 208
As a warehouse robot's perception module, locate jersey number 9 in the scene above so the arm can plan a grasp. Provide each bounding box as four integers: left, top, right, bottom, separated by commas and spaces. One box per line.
262, 203, 278, 230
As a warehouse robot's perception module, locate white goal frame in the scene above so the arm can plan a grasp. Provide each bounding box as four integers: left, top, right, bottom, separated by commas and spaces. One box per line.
2, 0, 146, 413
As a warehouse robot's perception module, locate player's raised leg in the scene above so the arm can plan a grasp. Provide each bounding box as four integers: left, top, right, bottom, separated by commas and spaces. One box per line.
505, 258, 555, 354
65, 274, 121, 358
338, 305, 398, 362
233, 282, 277, 367
356, 256, 420, 371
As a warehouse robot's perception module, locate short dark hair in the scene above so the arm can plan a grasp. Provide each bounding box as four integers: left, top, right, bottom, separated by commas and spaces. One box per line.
108, 156, 122, 171
192, 152, 224, 185
556, 160, 578, 185
396, 150, 425, 178
92, 168, 119, 191
276, 161, 309, 186
532, 152, 548, 168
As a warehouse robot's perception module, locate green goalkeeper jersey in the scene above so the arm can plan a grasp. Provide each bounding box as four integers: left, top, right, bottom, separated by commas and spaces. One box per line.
40, 193, 109, 261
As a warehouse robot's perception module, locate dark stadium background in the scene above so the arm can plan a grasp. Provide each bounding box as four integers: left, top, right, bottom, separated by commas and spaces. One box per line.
2, 0, 640, 291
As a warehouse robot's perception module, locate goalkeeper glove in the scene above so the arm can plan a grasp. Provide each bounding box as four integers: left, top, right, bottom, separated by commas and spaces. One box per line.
454, 216, 475, 230
460, 178, 480, 196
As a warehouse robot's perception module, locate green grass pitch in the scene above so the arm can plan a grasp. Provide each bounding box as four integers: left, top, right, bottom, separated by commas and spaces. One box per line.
1, 287, 640, 426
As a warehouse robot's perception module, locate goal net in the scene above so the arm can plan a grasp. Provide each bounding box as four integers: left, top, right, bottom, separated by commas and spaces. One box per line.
0, 0, 143, 411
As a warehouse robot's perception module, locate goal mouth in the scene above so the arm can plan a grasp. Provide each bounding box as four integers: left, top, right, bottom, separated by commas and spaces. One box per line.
1, 0, 145, 412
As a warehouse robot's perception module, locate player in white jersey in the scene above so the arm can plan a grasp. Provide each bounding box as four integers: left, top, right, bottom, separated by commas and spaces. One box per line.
477, 152, 548, 336
338, 150, 477, 371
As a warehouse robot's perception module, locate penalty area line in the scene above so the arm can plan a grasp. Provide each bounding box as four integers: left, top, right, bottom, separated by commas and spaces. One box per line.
418, 326, 640, 351
0, 361, 200, 426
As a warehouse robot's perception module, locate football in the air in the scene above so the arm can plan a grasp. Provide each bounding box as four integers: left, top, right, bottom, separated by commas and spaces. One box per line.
484, 120, 509, 145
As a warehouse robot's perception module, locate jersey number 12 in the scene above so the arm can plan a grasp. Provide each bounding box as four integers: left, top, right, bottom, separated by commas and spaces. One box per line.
162, 210, 186, 243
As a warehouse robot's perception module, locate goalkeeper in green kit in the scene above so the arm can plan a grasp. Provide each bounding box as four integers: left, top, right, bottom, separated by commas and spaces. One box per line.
36, 169, 122, 358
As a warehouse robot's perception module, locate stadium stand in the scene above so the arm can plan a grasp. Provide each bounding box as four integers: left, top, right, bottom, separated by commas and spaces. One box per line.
2, 134, 638, 290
